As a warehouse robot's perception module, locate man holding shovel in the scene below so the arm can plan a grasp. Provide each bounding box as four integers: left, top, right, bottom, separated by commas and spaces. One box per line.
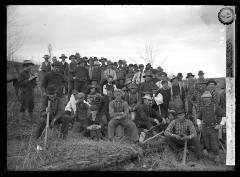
164, 109, 201, 162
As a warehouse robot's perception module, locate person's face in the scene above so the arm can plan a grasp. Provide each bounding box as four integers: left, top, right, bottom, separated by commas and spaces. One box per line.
162, 83, 168, 89
115, 92, 122, 100
61, 58, 65, 62
199, 74, 204, 78
94, 65, 99, 69
107, 77, 113, 83
139, 67, 144, 71
208, 83, 216, 90
80, 62, 85, 67
178, 76, 183, 81
113, 65, 117, 69
172, 79, 179, 86
91, 81, 97, 86
188, 76, 194, 80
53, 66, 60, 72
91, 110, 97, 119
90, 88, 96, 93
52, 58, 57, 63
48, 93, 56, 100
145, 76, 151, 82
160, 75, 166, 81
107, 64, 112, 69
143, 98, 150, 105
129, 66, 133, 70
198, 84, 206, 91
119, 80, 124, 84
203, 97, 211, 105
24, 65, 32, 71
177, 113, 185, 121
89, 60, 93, 65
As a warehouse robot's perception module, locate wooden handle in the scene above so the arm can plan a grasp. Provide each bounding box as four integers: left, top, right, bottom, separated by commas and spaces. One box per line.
44, 100, 51, 150
182, 139, 188, 165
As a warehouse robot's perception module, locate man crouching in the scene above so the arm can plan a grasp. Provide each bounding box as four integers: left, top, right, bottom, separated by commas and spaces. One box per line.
108, 89, 139, 143
164, 109, 201, 161
34, 85, 73, 140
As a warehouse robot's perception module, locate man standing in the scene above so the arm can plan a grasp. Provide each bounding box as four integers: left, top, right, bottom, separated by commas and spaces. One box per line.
39, 54, 52, 93
206, 79, 221, 106
18, 60, 37, 123
74, 58, 89, 93
108, 89, 139, 143
103, 61, 117, 82
151, 69, 160, 84
197, 91, 225, 164
135, 94, 165, 130
164, 109, 201, 161
116, 60, 126, 80
177, 73, 184, 88
125, 64, 135, 80
34, 85, 72, 140
87, 57, 94, 81
91, 60, 102, 86
155, 72, 171, 89
132, 64, 145, 87
66, 55, 77, 101
140, 71, 159, 97
59, 54, 69, 95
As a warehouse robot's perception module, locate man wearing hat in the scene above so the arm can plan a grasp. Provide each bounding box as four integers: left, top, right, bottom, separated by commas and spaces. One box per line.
39, 55, 52, 93
177, 73, 184, 88
125, 82, 141, 121
116, 77, 125, 90
132, 64, 145, 86
135, 94, 165, 130
75, 52, 81, 60
91, 60, 102, 86
34, 85, 73, 140
206, 79, 220, 106
66, 55, 77, 100
41, 61, 65, 98
59, 54, 69, 94
51, 56, 58, 70
74, 58, 89, 93
196, 70, 206, 85
140, 70, 159, 97
125, 64, 135, 80
197, 91, 226, 164
87, 57, 95, 81
108, 89, 139, 143
18, 60, 37, 123
151, 69, 160, 84
155, 72, 171, 89
103, 60, 117, 81
144, 63, 151, 73
102, 75, 117, 98
116, 61, 126, 82
164, 109, 201, 161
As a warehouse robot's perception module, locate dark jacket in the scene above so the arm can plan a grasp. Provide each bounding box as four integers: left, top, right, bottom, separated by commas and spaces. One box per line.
75, 66, 89, 82
67, 61, 77, 81
41, 71, 65, 93
136, 103, 162, 123
40, 61, 51, 72
91, 67, 102, 82
18, 70, 37, 91
140, 80, 159, 95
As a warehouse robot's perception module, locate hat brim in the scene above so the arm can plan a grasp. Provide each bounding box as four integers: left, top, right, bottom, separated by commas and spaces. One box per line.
143, 75, 152, 78
186, 75, 195, 78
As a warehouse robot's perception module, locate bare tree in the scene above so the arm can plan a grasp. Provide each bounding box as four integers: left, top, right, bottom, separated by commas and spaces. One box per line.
7, 6, 26, 62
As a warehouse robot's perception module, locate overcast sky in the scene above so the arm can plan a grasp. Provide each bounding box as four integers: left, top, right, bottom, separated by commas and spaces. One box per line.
8, 5, 226, 78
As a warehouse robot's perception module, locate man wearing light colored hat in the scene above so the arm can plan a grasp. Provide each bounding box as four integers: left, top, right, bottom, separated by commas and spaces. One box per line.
18, 60, 37, 123
91, 60, 102, 85
108, 89, 139, 143
197, 90, 226, 164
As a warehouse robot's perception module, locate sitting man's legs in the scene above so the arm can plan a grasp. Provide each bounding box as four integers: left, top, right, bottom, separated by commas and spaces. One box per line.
121, 119, 139, 142
108, 119, 120, 140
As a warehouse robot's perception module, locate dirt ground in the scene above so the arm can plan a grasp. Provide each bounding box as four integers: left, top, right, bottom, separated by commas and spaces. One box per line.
6, 80, 234, 171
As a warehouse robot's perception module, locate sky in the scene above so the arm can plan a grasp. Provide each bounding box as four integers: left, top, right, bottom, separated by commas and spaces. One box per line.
7, 5, 227, 78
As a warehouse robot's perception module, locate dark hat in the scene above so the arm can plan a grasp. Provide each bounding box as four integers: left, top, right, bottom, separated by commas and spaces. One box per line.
206, 79, 217, 86
69, 55, 76, 60
52, 61, 62, 68
139, 64, 144, 68
186, 73, 195, 78
175, 108, 186, 116
107, 60, 112, 65
113, 62, 118, 66
46, 85, 56, 95
177, 73, 183, 78
170, 75, 178, 82
122, 60, 127, 64
82, 56, 88, 60
198, 70, 204, 75
89, 57, 93, 61
93, 57, 98, 60
118, 60, 123, 64
75, 52, 81, 58
128, 64, 133, 67
127, 82, 138, 89
160, 72, 167, 77
90, 105, 98, 111
23, 60, 34, 66
99, 57, 107, 62
107, 75, 113, 79
146, 63, 151, 66
143, 71, 152, 78
59, 54, 67, 59
133, 64, 138, 67
43, 54, 50, 59
152, 69, 158, 74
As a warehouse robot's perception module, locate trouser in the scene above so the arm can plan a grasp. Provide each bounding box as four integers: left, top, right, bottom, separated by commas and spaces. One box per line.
159, 104, 169, 118
202, 126, 219, 155
74, 80, 88, 93
19, 89, 34, 113
99, 114, 108, 137
165, 136, 201, 159
135, 120, 153, 130
68, 80, 74, 101
34, 112, 73, 139
108, 118, 139, 142
72, 119, 89, 136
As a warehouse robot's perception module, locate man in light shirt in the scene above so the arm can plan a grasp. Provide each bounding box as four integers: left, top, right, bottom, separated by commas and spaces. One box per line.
156, 72, 172, 89
132, 64, 145, 86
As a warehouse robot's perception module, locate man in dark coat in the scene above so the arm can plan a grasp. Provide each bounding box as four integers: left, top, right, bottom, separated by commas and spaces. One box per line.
59, 54, 69, 95
18, 60, 37, 122
39, 54, 52, 93
74, 58, 89, 93
41, 61, 65, 98
140, 70, 159, 97
66, 55, 77, 100
91, 60, 102, 85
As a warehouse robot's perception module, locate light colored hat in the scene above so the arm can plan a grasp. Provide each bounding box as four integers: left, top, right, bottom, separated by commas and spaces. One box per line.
201, 91, 212, 98
75, 92, 85, 99
142, 94, 152, 100
23, 60, 34, 66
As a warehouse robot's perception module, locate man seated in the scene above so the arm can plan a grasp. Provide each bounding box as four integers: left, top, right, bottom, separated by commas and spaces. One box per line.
108, 89, 139, 143
164, 109, 201, 161
135, 94, 166, 131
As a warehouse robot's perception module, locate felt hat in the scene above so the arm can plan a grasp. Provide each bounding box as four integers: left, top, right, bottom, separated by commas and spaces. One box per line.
46, 85, 57, 95
23, 60, 34, 66
99, 57, 107, 62
128, 64, 133, 67
160, 72, 167, 77
206, 79, 217, 86
75, 52, 81, 58
177, 73, 183, 78
93, 61, 101, 66
113, 62, 118, 66
146, 63, 151, 66
43, 54, 50, 59
142, 94, 152, 100
198, 70, 204, 75
152, 69, 158, 74
59, 54, 67, 59
170, 75, 178, 82
69, 55, 76, 60
107, 60, 112, 65
127, 82, 138, 89
186, 73, 195, 78
201, 91, 212, 98
52, 61, 62, 68
118, 60, 123, 64
93, 57, 98, 61
143, 71, 152, 78
139, 64, 144, 68
75, 92, 85, 99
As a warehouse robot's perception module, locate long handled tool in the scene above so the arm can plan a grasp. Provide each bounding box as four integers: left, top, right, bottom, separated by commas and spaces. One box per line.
44, 100, 51, 150
142, 131, 164, 144
182, 139, 188, 165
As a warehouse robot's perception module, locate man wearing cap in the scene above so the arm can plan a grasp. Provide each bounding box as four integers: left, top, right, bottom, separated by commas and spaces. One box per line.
140, 70, 159, 97
135, 94, 165, 130
206, 79, 220, 106
108, 89, 139, 143
41, 61, 65, 98
164, 109, 201, 161
125, 82, 141, 121
155, 72, 171, 89
34, 85, 73, 140
132, 64, 145, 86
39, 55, 52, 93
66, 55, 77, 101
197, 91, 226, 164
74, 58, 89, 93
18, 60, 37, 122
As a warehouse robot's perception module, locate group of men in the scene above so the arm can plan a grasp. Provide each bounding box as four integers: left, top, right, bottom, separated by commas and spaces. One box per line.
16, 52, 226, 165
